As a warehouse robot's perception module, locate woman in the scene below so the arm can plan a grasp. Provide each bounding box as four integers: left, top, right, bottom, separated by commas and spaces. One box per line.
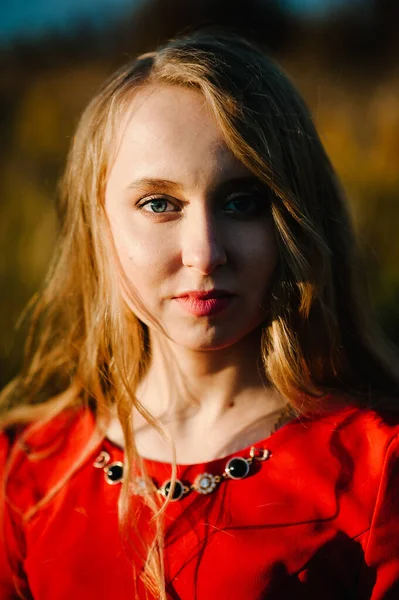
1, 30, 399, 600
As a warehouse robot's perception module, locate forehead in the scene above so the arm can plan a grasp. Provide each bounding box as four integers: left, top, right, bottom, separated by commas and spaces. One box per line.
107, 84, 250, 192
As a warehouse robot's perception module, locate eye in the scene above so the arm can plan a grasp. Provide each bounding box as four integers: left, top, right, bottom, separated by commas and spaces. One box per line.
224, 193, 263, 215
137, 196, 179, 214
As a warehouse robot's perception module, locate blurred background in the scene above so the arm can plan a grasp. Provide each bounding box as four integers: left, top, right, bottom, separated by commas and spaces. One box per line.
1, 0, 398, 388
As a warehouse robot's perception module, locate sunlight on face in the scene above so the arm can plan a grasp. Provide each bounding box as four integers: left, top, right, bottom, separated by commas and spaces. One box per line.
105, 84, 278, 350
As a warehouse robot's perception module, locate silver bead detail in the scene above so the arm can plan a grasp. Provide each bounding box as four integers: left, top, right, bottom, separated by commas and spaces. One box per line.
192, 472, 219, 494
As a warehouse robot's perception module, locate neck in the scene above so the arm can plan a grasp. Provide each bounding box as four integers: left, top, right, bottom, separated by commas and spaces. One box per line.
106, 327, 288, 463
138, 327, 278, 420
127, 327, 288, 462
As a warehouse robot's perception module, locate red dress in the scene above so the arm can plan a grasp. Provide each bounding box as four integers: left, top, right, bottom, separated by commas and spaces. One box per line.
1, 403, 399, 599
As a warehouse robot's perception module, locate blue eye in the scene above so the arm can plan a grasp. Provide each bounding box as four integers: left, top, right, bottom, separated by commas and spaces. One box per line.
224, 194, 261, 215
139, 198, 177, 213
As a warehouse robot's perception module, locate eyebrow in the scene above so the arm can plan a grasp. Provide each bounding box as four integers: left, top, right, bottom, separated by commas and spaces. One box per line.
127, 178, 179, 193
126, 176, 263, 196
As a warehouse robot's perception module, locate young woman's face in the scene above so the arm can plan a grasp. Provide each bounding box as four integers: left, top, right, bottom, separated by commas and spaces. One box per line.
105, 84, 278, 350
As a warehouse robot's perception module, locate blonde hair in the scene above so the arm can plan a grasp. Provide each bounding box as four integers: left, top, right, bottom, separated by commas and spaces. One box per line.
1, 30, 399, 598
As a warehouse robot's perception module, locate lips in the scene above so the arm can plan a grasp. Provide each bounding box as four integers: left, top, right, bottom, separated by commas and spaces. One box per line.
173, 292, 235, 317
175, 289, 233, 300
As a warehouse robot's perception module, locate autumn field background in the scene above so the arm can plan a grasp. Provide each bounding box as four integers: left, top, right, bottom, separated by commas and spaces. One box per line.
1, 0, 398, 388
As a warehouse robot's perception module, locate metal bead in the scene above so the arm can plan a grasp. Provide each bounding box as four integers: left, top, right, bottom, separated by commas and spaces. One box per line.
131, 476, 147, 495
160, 479, 185, 501
93, 450, 111, 468
193, 473, 218, 495
249, 447, 271, 461
224, 456, 250, 480
104, 461, 124, 485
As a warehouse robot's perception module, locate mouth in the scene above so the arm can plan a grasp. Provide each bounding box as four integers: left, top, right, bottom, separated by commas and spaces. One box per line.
173, 293, 235, 317
174, 289, 234, 300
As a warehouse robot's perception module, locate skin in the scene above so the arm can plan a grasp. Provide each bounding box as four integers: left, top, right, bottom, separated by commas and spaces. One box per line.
105, 84, 286, 463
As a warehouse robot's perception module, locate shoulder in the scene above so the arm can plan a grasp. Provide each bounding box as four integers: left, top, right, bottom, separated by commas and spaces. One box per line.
286, 401, 399, 597
0, 406, 99, 518
303, 400, 399, 451
343, 403, 399, 448
290, 400, 399, 502
331, 402, 399, 477
313, 401, 399, 506
0, 407, 101, 594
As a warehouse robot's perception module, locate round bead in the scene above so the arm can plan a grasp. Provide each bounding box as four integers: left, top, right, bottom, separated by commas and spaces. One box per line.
104, 462, 124, 485
193, 473, 218, 495
162, 479, 185, 501
132, 476, 147, 495
225, 456, 250, 480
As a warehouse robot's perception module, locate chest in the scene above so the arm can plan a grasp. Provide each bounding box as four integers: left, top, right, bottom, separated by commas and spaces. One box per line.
21, 443, 373, 600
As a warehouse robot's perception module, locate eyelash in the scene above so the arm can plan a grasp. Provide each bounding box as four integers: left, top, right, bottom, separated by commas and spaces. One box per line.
135, 193, 267, 217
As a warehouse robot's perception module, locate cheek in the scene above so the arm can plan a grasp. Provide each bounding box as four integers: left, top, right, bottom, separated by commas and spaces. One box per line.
237, 224, 278, 282
110, 221, 175, 287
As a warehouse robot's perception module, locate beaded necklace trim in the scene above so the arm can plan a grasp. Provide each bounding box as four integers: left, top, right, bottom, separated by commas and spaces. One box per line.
93, 405, 290, 501
93, 446, 271, 500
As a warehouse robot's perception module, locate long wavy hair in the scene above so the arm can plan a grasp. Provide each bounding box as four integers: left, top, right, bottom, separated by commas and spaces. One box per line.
1, 30, 399, 598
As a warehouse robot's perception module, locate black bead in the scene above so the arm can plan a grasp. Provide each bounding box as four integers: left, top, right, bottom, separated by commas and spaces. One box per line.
225, 457, 250, 480
163, 479, 184, 501
105, 462, 124, 483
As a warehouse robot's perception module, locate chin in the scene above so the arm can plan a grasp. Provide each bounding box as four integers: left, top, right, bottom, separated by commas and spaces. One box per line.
165, 318, 265, 352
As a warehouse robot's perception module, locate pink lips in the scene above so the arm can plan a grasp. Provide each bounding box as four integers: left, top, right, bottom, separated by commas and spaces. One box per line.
174, 291, 235, 317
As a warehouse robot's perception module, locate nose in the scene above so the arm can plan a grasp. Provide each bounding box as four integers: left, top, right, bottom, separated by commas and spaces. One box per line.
181, 206, 227, 275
